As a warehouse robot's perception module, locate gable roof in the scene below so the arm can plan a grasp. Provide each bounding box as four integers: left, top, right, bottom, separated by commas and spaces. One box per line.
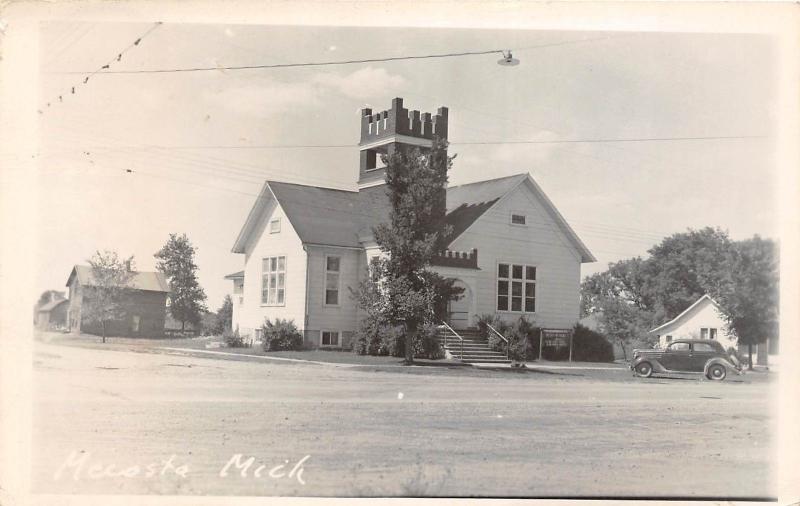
444, 174, 526, 241
66, 265, 170, 293
37, 298, 69, 313
231, 172, 595, 263
648, 294, 725, 334
231, 182, 390, 252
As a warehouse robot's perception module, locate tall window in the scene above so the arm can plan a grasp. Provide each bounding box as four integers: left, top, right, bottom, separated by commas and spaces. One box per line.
325, 256, 340, 305
497, 263, 536, 312
261, 256, 286, 305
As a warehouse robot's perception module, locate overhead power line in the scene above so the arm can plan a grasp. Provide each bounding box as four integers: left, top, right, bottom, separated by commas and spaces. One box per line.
55, 48, 504, 75
49, 34, 625, 76
34, 134, 764, 153
39, 22, 162, 113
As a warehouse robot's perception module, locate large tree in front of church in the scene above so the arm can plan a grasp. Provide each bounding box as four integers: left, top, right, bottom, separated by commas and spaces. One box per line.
154, 233, 207, 331
368, 138, 456, 364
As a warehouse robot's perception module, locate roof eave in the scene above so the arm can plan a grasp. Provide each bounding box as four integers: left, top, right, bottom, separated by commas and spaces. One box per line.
231, 182, 274, 254
522, 175, 596, 264
648, 294, 717, 334
443, 173, 527, 247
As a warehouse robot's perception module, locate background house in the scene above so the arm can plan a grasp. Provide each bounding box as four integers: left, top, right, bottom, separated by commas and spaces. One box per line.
227, 98, 595, 349
66, 265, 169, 337
34, 291, 69, 331
649, 295, 737, 350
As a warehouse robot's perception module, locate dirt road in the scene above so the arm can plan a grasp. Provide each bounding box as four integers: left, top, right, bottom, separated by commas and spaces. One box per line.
32, 341, 775, 498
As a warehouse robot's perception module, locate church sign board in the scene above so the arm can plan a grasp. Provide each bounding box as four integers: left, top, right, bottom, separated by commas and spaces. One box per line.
538, 328, 575, 362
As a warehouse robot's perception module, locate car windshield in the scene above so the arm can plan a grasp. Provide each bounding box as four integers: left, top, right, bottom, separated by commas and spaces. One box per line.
668, 342, 690, 351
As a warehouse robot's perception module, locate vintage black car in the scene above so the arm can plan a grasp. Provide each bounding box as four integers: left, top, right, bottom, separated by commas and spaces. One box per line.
631, 339, 742, 380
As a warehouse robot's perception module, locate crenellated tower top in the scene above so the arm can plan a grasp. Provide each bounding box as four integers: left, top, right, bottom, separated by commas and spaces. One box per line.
357, 97, 448, 189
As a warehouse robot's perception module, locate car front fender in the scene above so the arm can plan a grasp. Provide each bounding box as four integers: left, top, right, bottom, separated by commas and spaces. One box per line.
704, 357, 742, 376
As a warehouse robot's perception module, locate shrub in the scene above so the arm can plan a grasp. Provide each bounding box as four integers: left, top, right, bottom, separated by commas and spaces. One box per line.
352, 314, 382, 355
261, 318, 303, 351
416, 323, 445, 360
571, 324, 614, 362
506, 316, 539, 362
223, 325, 247, 348
475, 314, 513, 352
352, 318, 443, 359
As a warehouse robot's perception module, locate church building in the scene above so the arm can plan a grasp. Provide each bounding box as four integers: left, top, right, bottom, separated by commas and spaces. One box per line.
226, 98, 595, 348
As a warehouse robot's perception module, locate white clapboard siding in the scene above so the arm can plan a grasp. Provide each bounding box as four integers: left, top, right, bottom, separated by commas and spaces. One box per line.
449, 181, 582, 329
654, 298, 737, 350
304, 245, 362, 347
238, 197, 308, 338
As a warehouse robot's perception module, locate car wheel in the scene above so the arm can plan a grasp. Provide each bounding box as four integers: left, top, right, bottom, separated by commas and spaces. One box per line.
635, 362, 653, 378
707, 364, 726, 381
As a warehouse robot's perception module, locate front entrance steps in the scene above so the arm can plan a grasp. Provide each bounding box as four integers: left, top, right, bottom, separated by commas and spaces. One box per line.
436, 327, 511, 364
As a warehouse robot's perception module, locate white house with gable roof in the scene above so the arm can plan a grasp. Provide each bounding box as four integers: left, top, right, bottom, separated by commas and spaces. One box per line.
648, 294, 737, 350
225, 98, 596, 349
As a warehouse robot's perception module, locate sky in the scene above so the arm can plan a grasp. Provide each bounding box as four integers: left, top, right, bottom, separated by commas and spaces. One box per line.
34, 22, 779, 309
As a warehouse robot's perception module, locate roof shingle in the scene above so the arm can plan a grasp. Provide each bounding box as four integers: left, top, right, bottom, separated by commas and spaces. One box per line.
66, 265, 170, 293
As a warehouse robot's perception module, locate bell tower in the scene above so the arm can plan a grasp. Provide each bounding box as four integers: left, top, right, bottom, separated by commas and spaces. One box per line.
358, 97, 448, 189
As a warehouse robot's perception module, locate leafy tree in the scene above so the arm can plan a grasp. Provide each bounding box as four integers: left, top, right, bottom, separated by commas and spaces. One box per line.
354, 138, 457, 364
37, 290, 65, 307
82, 250, 135, 343
213, 295, 234, 335
643, 227, 734, 321
581, 257, 653, 316
716, 236, 778, 369
154, 233, 207, 331
582, 228, 779, 364
593, 297, 654, 360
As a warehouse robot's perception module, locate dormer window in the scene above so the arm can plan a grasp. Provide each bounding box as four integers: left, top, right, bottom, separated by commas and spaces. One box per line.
511, 213, 527, 225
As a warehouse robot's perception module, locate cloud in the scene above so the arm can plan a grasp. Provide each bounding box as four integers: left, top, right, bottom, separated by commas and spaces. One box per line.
311, 67, 408, 100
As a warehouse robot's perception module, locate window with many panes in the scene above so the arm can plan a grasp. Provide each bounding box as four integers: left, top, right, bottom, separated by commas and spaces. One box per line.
261, 256, 286, 305
324, 256, 340, 305
321, 330, 340, 347
497, 263, 536, 312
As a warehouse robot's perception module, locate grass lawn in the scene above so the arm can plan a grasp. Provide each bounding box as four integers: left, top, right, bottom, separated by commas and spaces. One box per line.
210, 347, 461, 366
38, 331, 461, 367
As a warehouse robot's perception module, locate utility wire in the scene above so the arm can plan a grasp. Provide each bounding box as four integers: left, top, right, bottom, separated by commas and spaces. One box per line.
49, 33, 632, 76
40, 22, 162, 113
29, 134, 765, 152
54, 48, 506, 75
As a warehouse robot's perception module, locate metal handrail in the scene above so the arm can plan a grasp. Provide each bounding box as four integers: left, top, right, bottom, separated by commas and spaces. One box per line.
486, 323, 510, 361
440, 320, 464, 360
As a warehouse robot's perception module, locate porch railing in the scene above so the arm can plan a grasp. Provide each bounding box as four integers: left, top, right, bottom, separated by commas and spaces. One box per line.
486, 323, 510, 362
439, 320, 464, 360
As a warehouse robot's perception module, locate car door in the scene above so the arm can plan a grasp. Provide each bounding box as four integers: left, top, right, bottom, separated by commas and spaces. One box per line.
661, 342, 689, 370
690, 342, 718, 371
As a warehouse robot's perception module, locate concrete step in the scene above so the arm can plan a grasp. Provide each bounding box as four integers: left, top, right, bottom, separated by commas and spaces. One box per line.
439, 342, 493, 348
461, 358, 512, 364
448, 352, 509, 359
